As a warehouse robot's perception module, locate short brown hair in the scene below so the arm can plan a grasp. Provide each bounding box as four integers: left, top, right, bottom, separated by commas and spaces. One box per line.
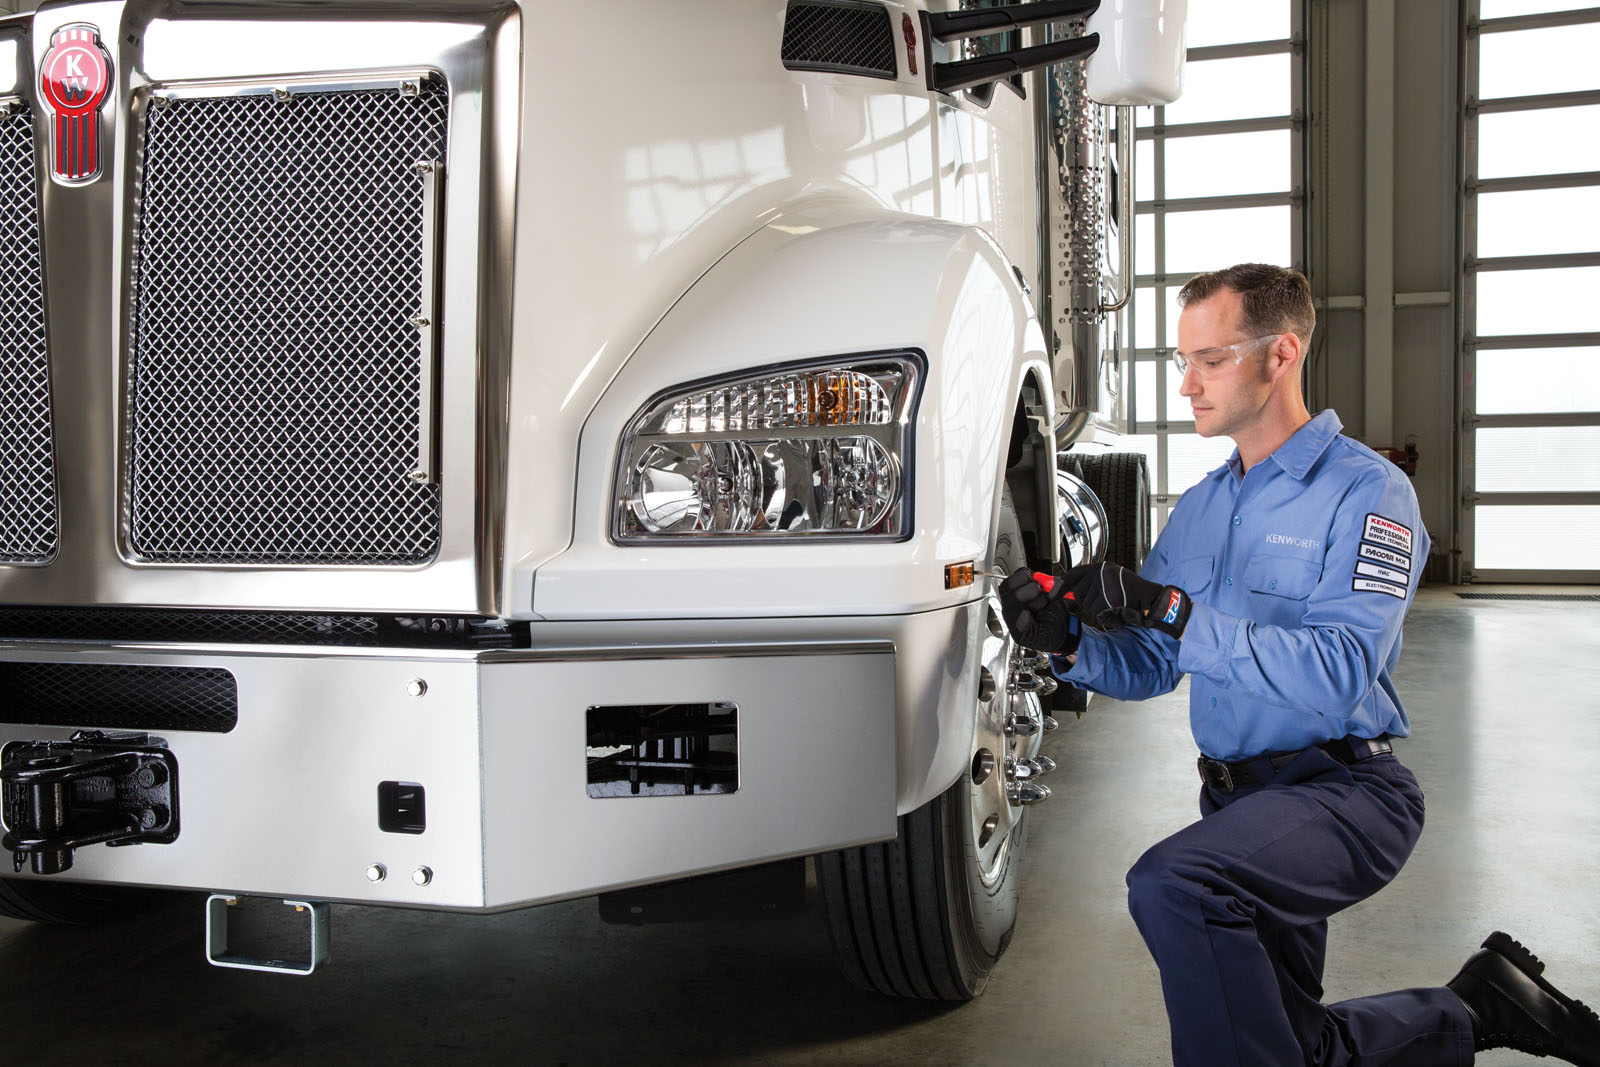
1177, 263, 1315, 345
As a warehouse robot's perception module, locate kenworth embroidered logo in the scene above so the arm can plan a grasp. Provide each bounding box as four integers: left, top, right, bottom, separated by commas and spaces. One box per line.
1162, 589, 1183, 625
1265, 534, 1322, 550
39, 25, 112, 184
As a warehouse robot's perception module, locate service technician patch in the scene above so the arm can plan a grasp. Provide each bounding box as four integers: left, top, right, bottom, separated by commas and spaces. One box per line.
1362, 514, 1413, 555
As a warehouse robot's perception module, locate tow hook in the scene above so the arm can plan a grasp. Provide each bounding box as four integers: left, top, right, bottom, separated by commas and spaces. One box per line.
0, 731, 179, 875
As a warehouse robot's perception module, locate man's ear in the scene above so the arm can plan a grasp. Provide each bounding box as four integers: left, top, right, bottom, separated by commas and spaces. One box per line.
1266, 333, 1303, 383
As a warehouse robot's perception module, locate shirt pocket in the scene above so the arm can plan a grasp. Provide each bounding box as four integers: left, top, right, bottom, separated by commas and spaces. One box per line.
1244, 554, 1321, 600
1175, 554, 1215, 593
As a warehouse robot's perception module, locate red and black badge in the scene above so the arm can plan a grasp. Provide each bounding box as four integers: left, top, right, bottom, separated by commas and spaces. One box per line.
40, 24, 113, 184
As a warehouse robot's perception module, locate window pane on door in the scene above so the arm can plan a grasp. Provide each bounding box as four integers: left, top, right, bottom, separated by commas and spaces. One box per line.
1479, 24, 1600, 99
1474, 505, 1600, 569
1479, 106, 1600, 179
1167, 433, 1237, 492
1476, 267, 1600, 336
1482, 0, 1600, 16
1475, 426, 1600, 491
1164, 130, 1292, 200
1477, 347, 1600, 413
1133, 359, 1193, 424
1184, 0, 1291, 47
1163, 205, 1292, 274
1161, 55, 1291, 126
1477, 188, 1600, 258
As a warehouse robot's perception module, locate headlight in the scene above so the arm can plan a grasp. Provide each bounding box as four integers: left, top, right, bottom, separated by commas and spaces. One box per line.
614, 355, 920, 541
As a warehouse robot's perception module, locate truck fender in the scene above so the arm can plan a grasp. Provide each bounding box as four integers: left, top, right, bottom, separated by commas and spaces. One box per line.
545, 192, 1050, 812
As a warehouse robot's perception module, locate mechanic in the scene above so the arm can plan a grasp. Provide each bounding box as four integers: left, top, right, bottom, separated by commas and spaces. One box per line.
1001, 263, 1599, 1066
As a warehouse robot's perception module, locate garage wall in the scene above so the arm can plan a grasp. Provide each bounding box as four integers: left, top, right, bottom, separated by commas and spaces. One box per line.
1306, 0, 1461, 581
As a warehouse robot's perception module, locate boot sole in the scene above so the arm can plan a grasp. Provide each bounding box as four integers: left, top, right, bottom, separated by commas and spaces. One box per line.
1484, 931, 1600, 1041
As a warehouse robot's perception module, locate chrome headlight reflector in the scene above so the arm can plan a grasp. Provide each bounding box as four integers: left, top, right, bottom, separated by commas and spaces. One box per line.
615, 356, 920, 540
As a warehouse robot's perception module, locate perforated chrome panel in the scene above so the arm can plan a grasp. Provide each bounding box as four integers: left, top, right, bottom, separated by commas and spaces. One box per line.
128, 81, 448, 564
0, 101, 59, 564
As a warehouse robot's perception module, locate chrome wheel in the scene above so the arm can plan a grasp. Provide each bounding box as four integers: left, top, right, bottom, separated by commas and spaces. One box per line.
964, 596, 1052, 890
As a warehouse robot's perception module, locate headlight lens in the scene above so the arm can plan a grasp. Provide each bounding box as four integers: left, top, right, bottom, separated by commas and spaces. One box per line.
615, 357, 919, 540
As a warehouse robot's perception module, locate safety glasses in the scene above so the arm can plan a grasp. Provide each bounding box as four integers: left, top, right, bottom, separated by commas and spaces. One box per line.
1171, 333, 1282, 379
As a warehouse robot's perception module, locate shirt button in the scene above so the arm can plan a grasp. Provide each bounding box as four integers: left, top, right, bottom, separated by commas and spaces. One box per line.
1210, 697, 1218, 708
1232, 515, 1241, 526
1224, 577, 1233, 586
1269, 579, 1278, 590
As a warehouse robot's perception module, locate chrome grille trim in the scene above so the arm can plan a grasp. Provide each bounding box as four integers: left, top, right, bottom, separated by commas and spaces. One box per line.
0, 98, 58, 565
127, 78, 449, 565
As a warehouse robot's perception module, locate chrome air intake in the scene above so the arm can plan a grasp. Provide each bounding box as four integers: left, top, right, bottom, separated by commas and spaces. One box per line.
127, 80, 448, 565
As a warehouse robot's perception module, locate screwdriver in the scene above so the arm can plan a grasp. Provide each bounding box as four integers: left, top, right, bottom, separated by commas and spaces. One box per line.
974, 569, 1070, 597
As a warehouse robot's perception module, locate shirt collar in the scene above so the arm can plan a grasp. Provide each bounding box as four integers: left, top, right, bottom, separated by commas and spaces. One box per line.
1269, 409, 1343, 480
1208, 409, 1343, 484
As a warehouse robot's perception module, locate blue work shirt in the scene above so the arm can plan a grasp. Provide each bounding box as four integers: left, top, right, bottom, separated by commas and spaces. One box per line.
1061, 410, 1429, 761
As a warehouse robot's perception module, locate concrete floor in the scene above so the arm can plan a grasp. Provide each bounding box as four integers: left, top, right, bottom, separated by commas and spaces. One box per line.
3, 587, 1596, 1065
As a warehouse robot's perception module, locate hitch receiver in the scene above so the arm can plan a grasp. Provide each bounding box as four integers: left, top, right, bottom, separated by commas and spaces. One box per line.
1, 731, 179, 875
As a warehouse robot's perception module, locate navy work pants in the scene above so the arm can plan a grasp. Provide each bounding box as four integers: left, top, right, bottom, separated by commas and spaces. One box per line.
1126, 746, 1477, 1066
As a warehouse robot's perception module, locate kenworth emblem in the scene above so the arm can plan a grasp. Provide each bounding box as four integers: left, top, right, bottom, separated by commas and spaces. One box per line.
39, 24, 113, 183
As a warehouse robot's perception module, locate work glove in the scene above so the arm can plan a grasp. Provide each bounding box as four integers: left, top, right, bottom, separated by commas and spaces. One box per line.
999, 568, 1080, 656
1059, 561, 1192, 639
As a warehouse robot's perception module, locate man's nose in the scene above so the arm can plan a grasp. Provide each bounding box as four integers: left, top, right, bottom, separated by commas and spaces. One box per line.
1177, 364, 1200, 397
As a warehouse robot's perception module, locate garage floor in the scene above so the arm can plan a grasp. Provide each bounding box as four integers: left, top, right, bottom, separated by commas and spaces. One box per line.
4, 587, 1596, 1065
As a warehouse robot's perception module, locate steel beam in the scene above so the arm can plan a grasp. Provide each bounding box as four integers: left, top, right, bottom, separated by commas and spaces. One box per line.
1365, 0, 1396, 445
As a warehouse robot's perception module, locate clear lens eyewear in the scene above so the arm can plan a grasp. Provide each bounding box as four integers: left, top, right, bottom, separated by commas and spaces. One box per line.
1171, 333, 1282, 378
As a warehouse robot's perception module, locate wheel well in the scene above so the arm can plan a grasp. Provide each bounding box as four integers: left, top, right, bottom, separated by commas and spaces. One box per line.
1003, 372, 1057, 573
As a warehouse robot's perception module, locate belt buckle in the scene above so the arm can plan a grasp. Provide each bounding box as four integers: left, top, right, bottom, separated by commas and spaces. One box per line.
1198, 756, 1234, 793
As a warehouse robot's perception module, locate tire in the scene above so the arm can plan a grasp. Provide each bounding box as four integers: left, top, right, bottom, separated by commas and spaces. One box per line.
1076, 451, 1151, 570
0, 878, 168, 925
817, 489, 1040, 1000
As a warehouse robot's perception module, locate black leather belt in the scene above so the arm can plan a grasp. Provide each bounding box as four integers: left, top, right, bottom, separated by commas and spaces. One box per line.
1197, 734, 1393, 793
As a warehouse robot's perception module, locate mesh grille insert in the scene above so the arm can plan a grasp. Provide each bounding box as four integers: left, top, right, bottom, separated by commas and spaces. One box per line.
2, 662, 238, 733
782, 1, 898, 78
128, 81, 448, 564
0, 100, 58, 564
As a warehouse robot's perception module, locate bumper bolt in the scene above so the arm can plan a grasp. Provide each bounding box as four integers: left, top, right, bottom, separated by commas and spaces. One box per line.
412, 866, 433, 887
406, 678, 428, 698
366, 863, 387, 883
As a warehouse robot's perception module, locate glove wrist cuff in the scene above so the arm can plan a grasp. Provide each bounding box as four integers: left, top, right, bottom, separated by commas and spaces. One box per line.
1144, 586, 1192, 638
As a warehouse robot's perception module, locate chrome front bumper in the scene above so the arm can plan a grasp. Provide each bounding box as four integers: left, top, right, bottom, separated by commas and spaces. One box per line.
0, 638, 897, 911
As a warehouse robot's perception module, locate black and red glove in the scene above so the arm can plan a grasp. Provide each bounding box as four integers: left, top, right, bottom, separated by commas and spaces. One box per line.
998, 568, 1081, 655
1059, 561, 1192, 638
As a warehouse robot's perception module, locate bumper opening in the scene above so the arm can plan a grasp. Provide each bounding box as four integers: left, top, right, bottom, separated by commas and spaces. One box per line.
585, 703, 738, 798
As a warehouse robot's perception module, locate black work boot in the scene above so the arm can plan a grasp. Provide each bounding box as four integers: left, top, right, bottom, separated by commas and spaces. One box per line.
1447, 931, 1600, 1065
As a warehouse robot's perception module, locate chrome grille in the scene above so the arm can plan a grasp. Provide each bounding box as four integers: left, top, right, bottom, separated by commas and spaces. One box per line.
128, 81, 448, 564
0, 101, 58, 564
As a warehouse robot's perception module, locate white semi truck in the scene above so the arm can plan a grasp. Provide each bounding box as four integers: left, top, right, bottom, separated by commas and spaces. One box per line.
0, 0, 1182, 997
